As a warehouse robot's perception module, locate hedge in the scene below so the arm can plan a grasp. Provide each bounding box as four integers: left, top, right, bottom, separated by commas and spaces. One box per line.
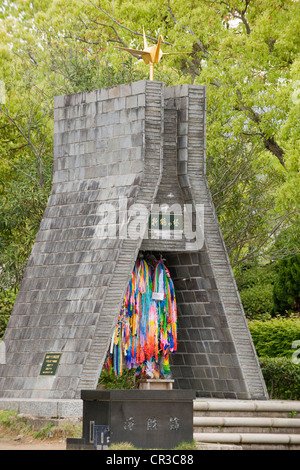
236, 263, 275, 319
240, 283, 274, 319
248, 317, 300, 400
259, 357, 300, 400
248, 316, 300, 358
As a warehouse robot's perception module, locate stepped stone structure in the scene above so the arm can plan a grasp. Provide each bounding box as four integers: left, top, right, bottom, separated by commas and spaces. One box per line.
0, 80, 268, 402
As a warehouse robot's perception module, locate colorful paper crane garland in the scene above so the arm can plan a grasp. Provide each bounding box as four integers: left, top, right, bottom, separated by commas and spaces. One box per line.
105, 257, 177, 379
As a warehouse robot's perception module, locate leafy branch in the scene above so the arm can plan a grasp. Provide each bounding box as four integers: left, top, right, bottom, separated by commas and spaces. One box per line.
218, 0, 252, 35
167, 0, 209, 58
235, 90, 286, 168
88, 0, 173, 45
0, 104, 50, 187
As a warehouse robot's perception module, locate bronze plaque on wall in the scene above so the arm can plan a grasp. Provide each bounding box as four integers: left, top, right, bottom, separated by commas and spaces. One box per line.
40, 353, 62, 376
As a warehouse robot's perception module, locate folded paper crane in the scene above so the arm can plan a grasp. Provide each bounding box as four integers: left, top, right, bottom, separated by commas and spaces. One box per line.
115, 28, 190, 80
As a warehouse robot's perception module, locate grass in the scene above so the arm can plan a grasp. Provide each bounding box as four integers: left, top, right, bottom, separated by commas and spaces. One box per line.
0, 409, 82, 441
109, 440, 198, 451
32, 421, 82, 440
109, 442, 140, 450
0, 409, 32, 436
173, 440, 198, 450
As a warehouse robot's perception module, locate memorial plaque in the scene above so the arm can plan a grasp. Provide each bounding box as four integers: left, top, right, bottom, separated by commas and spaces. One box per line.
66, 390, 195, 450
39, 353, 61, 376
149, 212, 183, 231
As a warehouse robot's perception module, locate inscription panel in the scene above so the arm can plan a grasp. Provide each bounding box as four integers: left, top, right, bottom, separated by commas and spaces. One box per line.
40, 353, 62, 376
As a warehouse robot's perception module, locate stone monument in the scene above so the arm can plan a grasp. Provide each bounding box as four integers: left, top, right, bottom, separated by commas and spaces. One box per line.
0, 80, 268, 407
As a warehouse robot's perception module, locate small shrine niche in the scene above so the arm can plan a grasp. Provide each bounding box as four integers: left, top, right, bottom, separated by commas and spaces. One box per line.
102, 251, 178, 388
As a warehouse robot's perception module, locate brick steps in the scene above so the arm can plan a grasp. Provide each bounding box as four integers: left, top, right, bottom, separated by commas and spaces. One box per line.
193, 399, 300, 450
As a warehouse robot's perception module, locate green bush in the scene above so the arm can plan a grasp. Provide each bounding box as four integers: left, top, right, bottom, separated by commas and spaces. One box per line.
240, 283, 274, 319
259, 357, 300, 400
0, 289, 17, 339
249, 316, 300, 400
236, 264, 275, 319
249, 316, 300, 358
273, 254, 300, 314
98, 367, 138, 390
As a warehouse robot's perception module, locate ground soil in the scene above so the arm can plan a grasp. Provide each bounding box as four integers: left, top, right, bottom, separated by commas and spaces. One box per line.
0, 432, 66, 450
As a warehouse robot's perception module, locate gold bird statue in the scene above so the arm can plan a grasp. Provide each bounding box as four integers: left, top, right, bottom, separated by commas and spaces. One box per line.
115, 28, 189, 80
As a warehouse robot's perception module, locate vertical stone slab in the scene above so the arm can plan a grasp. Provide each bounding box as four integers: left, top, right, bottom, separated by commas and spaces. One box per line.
0, 81, 163, 399
169, 84, 267, 399
141, 104, 186, 251
167, 252, 249, 399
77, 81, 164, 391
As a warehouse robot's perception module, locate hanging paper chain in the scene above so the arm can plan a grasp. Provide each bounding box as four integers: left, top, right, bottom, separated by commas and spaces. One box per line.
105, 258, 177, 378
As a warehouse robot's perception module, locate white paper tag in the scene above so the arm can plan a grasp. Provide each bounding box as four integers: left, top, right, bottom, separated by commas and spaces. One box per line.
152, 292, 164, 301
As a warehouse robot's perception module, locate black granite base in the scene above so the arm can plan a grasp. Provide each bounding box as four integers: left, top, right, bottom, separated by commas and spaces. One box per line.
67, 389, 195, 450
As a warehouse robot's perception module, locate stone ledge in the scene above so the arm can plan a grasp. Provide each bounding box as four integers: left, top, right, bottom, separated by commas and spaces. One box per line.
197, 443, 242, 450
194, 432, 300, 445
0, 398, 82, 418
193, 398, 300, 411
139, 379, 174, 390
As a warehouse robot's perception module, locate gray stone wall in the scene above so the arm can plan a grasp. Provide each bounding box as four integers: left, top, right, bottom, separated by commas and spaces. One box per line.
0, 81, 163, 399
167, 251, 248, 399
0, 81, 268, 400
160, 85, 267, 398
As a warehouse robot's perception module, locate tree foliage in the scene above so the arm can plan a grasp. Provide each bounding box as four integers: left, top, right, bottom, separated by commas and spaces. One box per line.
259, 357, 300, 400
273, 254, 300, 314
249, 315, 300, 358
236, 263, 275, 318
0, 0, 299, 293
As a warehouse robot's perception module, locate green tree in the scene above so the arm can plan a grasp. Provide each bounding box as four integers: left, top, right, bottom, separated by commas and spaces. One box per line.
0, 1, 53, 289
273, 255, 300, 314
0, 0, 299, 293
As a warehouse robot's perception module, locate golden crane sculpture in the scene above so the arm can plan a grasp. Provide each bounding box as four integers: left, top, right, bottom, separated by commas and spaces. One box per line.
115, 28, 190, 80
